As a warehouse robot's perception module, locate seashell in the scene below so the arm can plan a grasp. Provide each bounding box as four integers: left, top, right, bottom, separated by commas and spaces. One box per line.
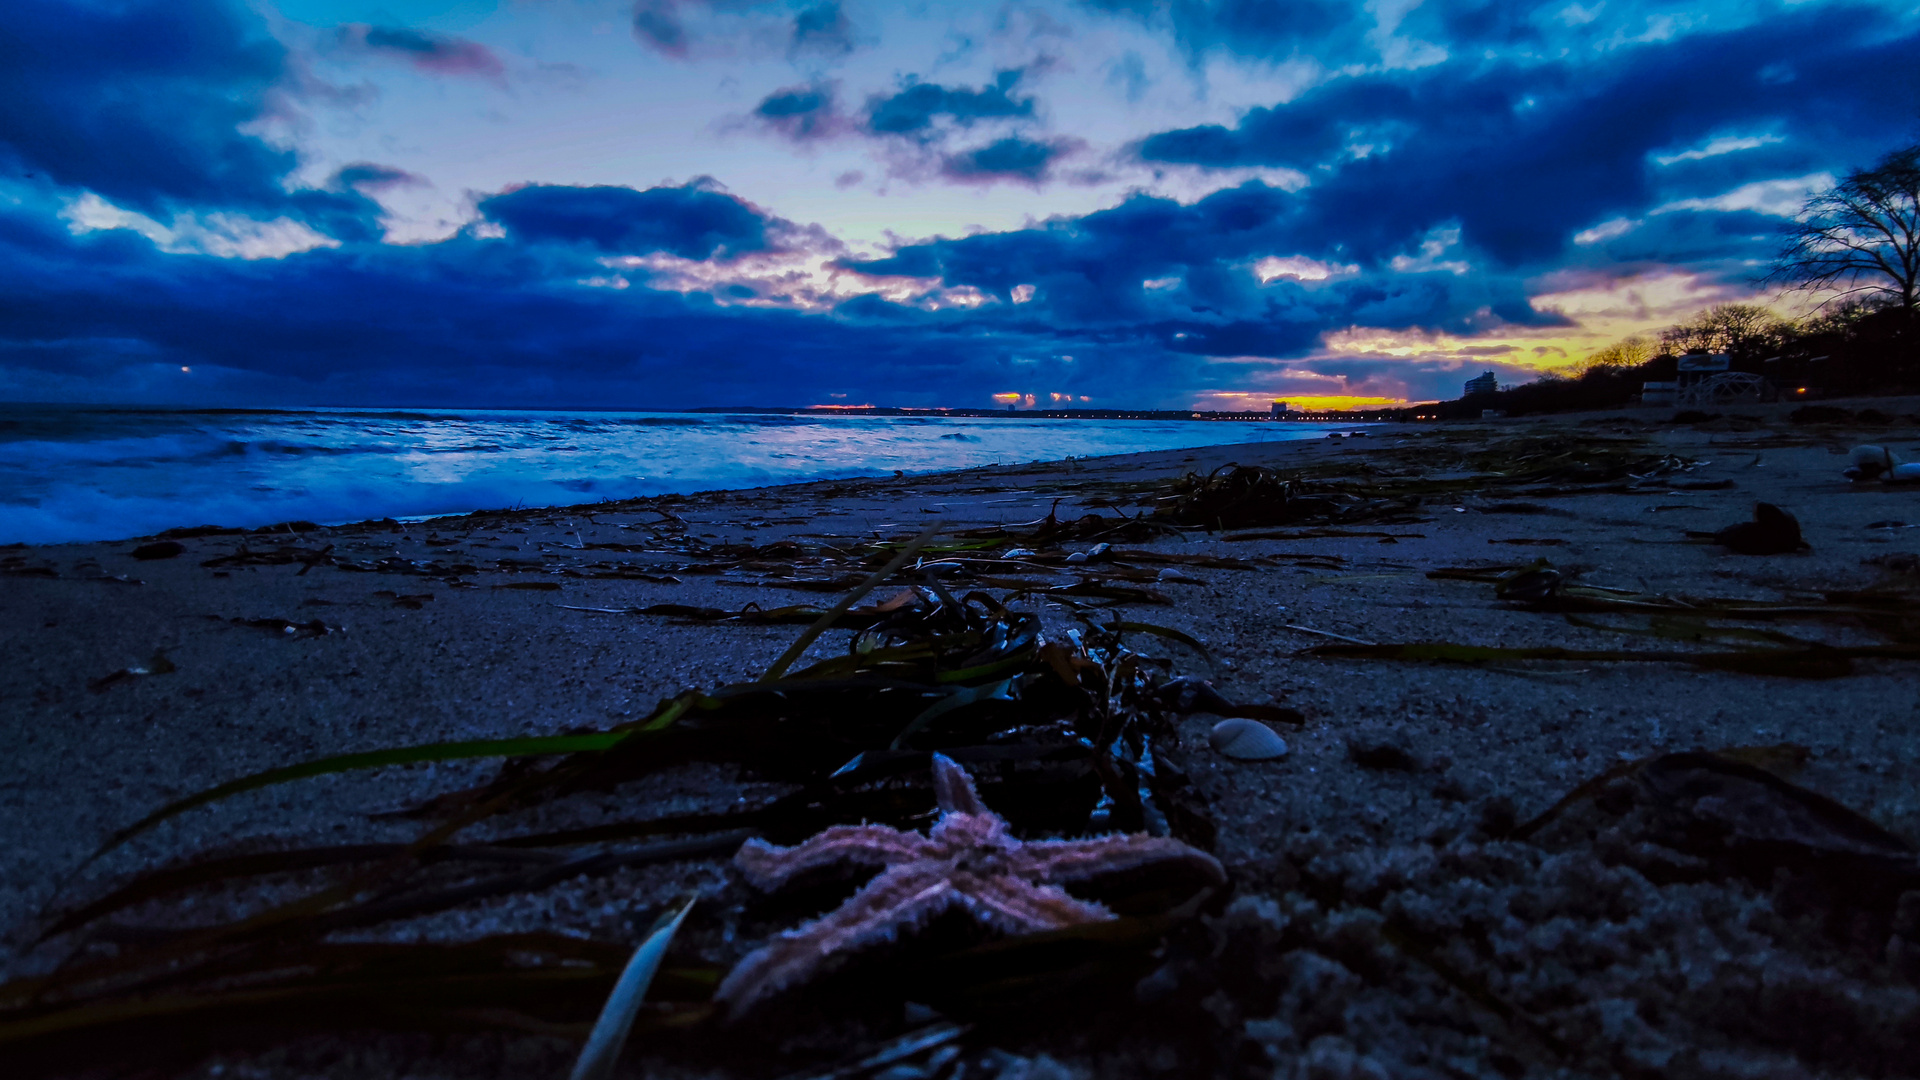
1852, 444, 1899, 468
1891, 462, 1920, 484
1002, 548, 1036, 559
1847, 445, 1901, 481
1208, 717, 1288, 760
1065, 551, 1089, 564
1087, 542, 1112, 559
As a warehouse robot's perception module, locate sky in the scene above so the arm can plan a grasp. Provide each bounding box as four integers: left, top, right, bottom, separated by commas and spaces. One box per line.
2, 0, 1917, 411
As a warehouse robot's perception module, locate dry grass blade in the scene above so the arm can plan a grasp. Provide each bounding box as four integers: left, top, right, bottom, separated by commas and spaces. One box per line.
73, 731, 636, 874
570, 895, 698, 1080
762, 525, 940, 681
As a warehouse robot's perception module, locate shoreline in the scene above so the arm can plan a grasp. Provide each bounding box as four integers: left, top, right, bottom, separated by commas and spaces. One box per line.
5, 404, 1920, 1077
2, 408, 1363, 549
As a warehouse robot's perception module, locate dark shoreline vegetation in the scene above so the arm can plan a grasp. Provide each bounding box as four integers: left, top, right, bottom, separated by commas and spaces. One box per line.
7, 427, 1920, 1077
1381, 303, 1920, 423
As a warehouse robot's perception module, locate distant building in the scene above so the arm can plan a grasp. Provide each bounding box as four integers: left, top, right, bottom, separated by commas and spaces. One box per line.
1463, 371, 1498, 397
1271, 401, 1291, 417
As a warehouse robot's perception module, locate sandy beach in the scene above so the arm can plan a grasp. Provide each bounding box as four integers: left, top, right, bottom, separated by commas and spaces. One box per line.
5, 402, 1920, 1079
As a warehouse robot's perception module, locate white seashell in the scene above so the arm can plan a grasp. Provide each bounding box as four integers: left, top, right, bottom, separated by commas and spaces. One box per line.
1208, 718, 1288, 760
1002, 548, 1036, 559
1852, 445, 1900, 469
1087, 543, 1112, 558
1065, 551, 1089, 564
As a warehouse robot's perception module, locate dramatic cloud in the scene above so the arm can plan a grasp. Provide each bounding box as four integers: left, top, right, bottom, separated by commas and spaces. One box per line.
0, 0, 379, 238
3, 0, 1917, 411
477, 182, 780, 259
1136, 10, 1920, 268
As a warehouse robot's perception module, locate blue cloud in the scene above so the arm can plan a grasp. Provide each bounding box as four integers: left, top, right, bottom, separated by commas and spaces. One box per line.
332, 163, 425, 192
942, 137, 1068, 182
476, 182, 778, 259
754, 83, 841, 140
349, 25, 506, 80
632, 0, 689, 57
0, 0, 381, 238
792, 1, 855, 56
0, 195, 1227, 408
1137, 8, 1920, 265
866, 71, 1035, 137
839, 180, 1566, 346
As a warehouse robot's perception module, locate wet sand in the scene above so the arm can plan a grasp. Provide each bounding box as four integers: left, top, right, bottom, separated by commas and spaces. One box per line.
4, 400, 1920, 1078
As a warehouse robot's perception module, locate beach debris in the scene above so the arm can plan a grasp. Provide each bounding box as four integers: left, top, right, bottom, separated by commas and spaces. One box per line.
1300, 638, 1892, 679
22, 555, 1237, 1067
1517, 749, 1920, 906
714, 754, 1224, 1016
71, 559, 141, 585
0, 555, 58, 579
1791, 405, 1859, 424
87, 650, 176, 692
779, 1022, 970, 1080
199, 542, 335, 571
1155, 465, 1315, 531
1844, 444, 1903, 481
1494, 564, 1562, 602
374, 590, 434, 609
1865, 553, 1920, 576
1207, 718, 1288, 760
227, 616, 332, 638
127, 541, 185, 560
1156, 675, 1303, 724
1894, 463, 1920, 483
1690, 501, 1810, 554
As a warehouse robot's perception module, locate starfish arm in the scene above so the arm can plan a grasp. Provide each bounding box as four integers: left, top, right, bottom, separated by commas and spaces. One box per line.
714, 867, 962, 1015
932, 753, 988, 816
950, 872, 1116, 933
733, 825, 932, 890
1012, 833, 1227, 887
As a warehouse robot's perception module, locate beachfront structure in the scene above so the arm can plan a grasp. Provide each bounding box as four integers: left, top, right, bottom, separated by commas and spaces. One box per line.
1271, 401, 1291, 417
1463, 371, 1498, 397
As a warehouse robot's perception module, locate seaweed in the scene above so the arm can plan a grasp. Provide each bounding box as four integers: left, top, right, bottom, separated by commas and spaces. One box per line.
4, 546, 1232, 1075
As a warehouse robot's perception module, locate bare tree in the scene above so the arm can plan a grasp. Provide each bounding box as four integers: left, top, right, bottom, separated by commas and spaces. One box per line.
1767, 143, 1919, 313
1577, 335, 1653, 375
1659, 303, 1791, 360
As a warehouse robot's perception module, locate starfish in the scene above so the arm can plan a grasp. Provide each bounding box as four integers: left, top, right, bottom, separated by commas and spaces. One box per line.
715, 753, 1225, 1015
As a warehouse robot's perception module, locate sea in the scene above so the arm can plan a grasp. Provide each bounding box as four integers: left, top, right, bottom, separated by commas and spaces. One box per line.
0, 405, 1353, 545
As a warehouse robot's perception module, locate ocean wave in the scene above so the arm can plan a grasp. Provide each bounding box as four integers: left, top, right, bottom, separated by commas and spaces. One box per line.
0, 407, 1333, 544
